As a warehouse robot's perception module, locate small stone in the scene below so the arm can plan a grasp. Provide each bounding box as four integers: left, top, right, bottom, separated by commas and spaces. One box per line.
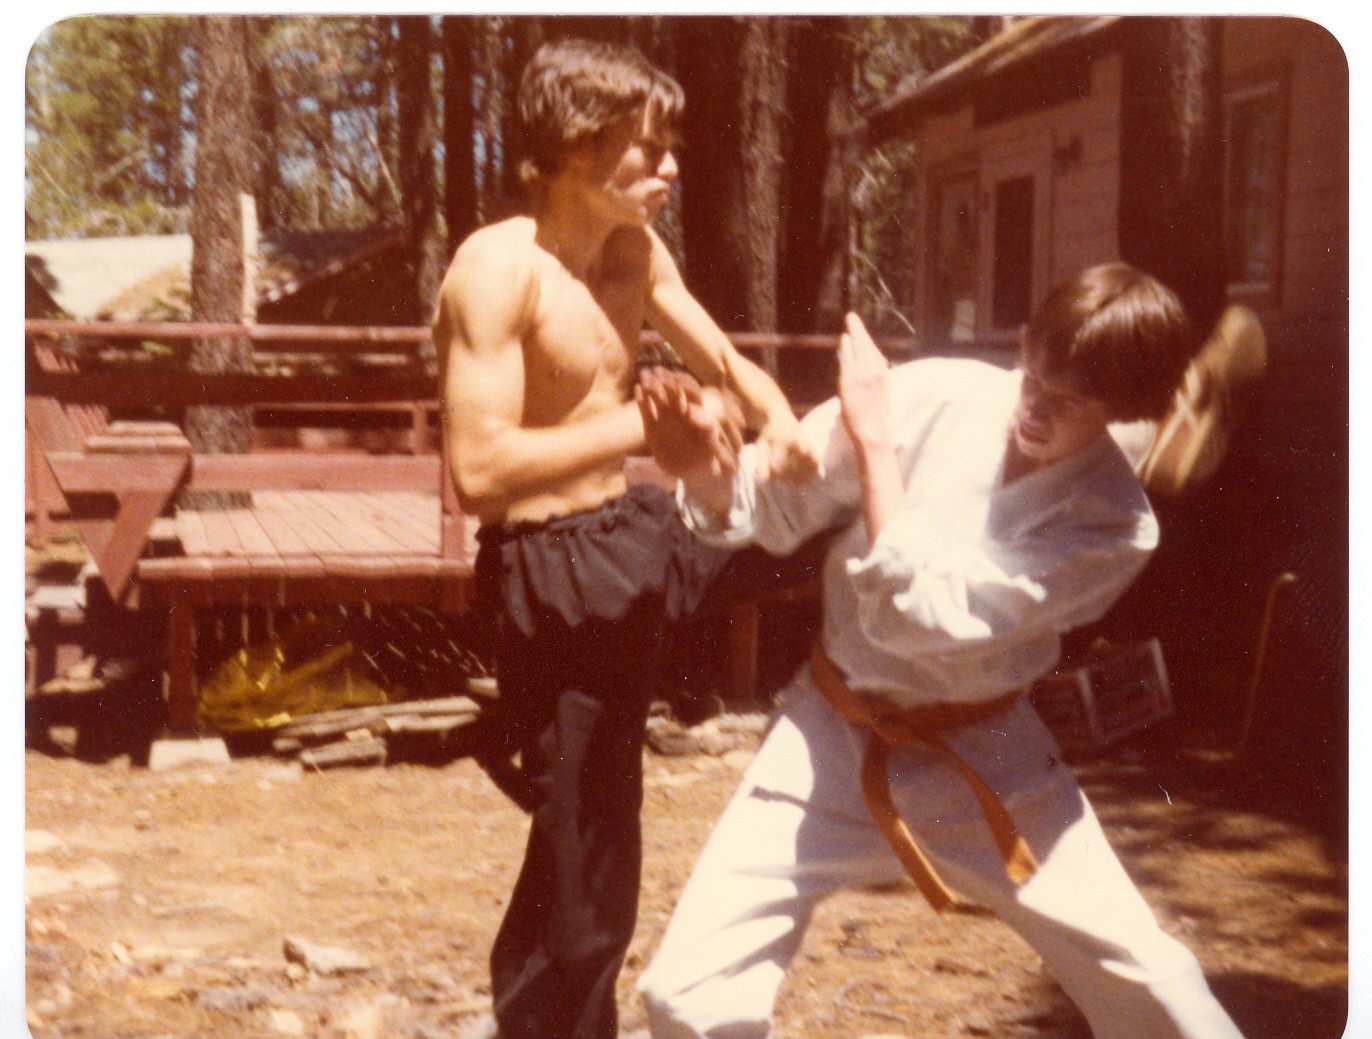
199, 986, 271, 1012
27, 860, 121, 899
267, 1008, 306, 1036
339, 1001, 387, 1039
283, 936, 373, 976
25, 830, 65, 856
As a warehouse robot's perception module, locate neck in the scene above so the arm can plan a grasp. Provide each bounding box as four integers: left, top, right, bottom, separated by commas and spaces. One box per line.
532, 178, 622, 279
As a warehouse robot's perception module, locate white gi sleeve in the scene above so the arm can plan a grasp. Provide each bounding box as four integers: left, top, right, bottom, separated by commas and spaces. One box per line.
679, 394, 861, 553
845, 499, 1157, 658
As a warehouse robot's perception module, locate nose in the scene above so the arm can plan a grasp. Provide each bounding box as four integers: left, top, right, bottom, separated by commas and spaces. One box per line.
658, 149, 679, 183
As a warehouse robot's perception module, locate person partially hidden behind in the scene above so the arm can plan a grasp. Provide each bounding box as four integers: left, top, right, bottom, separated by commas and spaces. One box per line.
634, 262, 1246, 1039
434, 37, 816, 1039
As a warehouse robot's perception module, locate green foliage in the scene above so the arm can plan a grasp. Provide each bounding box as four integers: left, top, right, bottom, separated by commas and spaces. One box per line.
850, 16, 988, 336
253, 16, 406, 231
26, 16, 195, 238
25, 14, 413, 241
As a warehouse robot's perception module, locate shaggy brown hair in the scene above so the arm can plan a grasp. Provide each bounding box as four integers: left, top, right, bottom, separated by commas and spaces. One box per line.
516, 38, 684, 185
1024, 262, 1195, 422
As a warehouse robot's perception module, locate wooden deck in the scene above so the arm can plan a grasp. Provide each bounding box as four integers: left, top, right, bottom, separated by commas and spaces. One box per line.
139, 490, 477, 610
133, 489, 478, 730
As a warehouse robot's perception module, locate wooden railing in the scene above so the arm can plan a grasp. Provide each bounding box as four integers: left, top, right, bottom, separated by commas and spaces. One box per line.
26, 320, 890, 729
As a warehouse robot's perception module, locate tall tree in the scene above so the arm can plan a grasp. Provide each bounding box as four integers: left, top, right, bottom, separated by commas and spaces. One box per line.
674, 18, 763, 336
26, 16, 195, 238
779, 16, 856, 336
1118, 17, 1226, 332
442, 17, 479, 256
738, 17, 788, 362
395, 15, 441, 329
185, 14, 254, 500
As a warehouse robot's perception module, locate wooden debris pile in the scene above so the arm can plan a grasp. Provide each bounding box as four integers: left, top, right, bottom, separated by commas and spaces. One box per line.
270, 691, 492, 769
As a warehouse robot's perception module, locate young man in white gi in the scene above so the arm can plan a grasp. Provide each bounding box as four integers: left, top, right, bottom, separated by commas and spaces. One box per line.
634, 263, 1246, 1039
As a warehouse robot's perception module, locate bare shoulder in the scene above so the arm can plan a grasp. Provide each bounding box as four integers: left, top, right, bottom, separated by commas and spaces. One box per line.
445, 217, 539, 291
436, 218, 540, 339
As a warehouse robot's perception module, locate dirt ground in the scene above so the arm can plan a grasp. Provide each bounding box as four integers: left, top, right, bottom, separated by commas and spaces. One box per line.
23, 711, 1349, 1039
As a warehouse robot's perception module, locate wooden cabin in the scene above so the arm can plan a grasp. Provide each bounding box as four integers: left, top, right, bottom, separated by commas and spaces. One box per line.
863, 15, 1349, 776
862, 16, 1347, 426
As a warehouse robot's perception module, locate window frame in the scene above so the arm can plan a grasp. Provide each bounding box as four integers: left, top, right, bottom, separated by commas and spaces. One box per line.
1222, 63, 1289, 308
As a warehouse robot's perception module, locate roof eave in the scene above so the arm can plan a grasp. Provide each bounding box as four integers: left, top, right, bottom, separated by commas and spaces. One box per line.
860, 15, 1125, 147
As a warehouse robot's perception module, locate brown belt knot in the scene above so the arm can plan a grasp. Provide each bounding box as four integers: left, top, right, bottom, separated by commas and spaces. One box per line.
809, 643, 1037, 911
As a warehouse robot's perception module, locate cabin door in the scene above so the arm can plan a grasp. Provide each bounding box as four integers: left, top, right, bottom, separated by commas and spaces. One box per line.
978, 148, 1052, 347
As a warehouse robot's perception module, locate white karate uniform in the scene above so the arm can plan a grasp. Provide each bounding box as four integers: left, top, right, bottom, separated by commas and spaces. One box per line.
639, 359, 1244, 1039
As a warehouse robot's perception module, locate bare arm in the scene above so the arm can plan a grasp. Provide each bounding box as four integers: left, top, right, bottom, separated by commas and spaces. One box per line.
838, 313, 905, 548
437, 239, 644, 517
643, 229, 817, 482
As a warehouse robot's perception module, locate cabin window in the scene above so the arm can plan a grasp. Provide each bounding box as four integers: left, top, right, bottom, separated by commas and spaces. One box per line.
929, 171, 979, 344
1224, 80, 1283, 294
991, 175, 1035, 330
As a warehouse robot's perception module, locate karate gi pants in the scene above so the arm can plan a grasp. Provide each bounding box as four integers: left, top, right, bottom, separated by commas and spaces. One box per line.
639, 676, 1244, 1039
475, 486, 735, 1039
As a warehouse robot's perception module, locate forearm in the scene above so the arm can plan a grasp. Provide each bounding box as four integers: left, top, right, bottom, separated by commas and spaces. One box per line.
721, 348, 796, 434
852, 436, 905, 549
450, 402, 644, 508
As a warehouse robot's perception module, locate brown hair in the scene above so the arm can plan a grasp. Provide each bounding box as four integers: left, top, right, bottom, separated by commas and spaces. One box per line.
1024, 262, 1195, 422
516, 38, 684, 185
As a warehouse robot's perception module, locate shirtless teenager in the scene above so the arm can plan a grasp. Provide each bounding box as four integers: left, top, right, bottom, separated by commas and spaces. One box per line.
432, 38, 815, 1039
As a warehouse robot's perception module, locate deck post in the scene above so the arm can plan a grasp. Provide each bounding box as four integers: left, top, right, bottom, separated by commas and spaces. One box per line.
166, 594, 198, 733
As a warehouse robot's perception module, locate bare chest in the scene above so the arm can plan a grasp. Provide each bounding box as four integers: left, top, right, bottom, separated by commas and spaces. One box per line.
523, 262, 647, 419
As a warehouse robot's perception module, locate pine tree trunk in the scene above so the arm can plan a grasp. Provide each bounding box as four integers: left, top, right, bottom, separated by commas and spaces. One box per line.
739, 18, 787, 375
1118, 16, 1226, 332
185, 15, 254, 509
475, 17, 509, 223
779, 16, 854, 336
396, 15, 440, 340
442, 17, 479, 256
674, 16, 738, 321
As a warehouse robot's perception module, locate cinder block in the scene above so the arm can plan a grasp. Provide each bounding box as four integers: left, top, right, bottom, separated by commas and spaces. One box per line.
147, 737, 231, 772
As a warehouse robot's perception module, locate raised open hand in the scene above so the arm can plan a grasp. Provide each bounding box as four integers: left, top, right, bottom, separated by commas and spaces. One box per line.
635, 366, 745, 479
837, 312, 893, 451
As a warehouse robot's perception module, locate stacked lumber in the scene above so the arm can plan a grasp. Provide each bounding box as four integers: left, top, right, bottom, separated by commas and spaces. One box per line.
271, 695, 485, 769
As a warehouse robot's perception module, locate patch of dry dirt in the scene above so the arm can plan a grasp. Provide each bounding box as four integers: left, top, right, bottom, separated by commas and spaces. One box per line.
23, 723, 1348, 1039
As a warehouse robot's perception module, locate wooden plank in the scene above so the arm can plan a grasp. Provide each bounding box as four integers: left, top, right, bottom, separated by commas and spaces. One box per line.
86, 490, 176, 602
308, 492, 415, 556
26, 396, 83, 452
225, 508, 282, 558
384, 491, 446, 536
254, 492, 353, 555
355, 492, 441, 553
27, 319, 860, 353
44, 452, 189, 494
189, 453, 441, 492
28, 367, 439, 408
249, 502, 318, 557
26, 319, 432, 347
174, 509, 212, 557
277, 492, 392, 556
167, 592, 197, 733
197, 509, 247, 557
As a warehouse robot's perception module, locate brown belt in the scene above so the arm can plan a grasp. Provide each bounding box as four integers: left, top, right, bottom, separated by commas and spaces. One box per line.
809, 644, 1038, 911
